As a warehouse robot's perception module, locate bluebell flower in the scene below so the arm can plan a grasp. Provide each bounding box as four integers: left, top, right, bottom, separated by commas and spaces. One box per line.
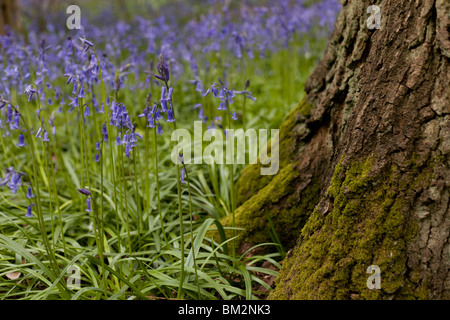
26, 186, 35, 199
42, 131, 50, 142
147, 117, 155, 128
64, 73, 75, 84
155, 53, 170, 83
10, 111, 21, 130
35, 128, 42, 139
125, 142, 132, 158
154, 110, 163, 121
77, 188, 91, 196
80, 37, 94, 53
85, 197, 93, 212
24, 85, 37, 102
95, 153, 100, 162
8, 172, 22, 194
0, 167, 14, 187
167, 87, 174, 100
166, 108, 175, 122
231, 112, 238, 120
217, 102, 227, 111
180, 168, 185, 184
157, 125, 163, 135
78, 84, 85, 98
101, 124, 108, 142
84, 105, 90, 117
17, 133, 27, 147
26, 205, 34, 218
6, 105, 13, 123
116, 135, 122, 146
72, 81, 78, 95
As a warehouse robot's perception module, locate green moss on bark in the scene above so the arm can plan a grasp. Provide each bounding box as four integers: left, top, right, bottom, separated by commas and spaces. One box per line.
236, 98, 314, 205
270, 155, 435, 300
222, 162, 321, 250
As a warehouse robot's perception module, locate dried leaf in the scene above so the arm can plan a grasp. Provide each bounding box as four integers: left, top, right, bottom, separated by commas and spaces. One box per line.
6, 272, 21, 280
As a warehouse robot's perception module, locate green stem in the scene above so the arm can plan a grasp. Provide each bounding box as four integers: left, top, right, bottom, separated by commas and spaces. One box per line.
166, 82, 185, 300
182, 163, 200, 298
152, 127, 170, 251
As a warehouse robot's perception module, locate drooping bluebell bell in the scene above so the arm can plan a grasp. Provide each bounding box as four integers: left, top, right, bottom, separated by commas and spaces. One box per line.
26, 186, 35, 199
42, 131, 50, 142
35, 127, 43, 139
72, 81, 78, 95
231, 112, 238, 120
217, 102, 227, 111
79, 37, 95, 53
8, 172, 23, 194
26, 205, 34, 218
85, 197, 93, 212
77, 188, 91, 196
17, 133, 27, 147
166, 108, 175, 122
24, 85, 37, 102
6, 104, 13, 123
78, 84, 86, 98
10, 111, 21, 130
84, 105, 90, 117
180, 168, 185, 184
0, 167, 14, 187
159, 86, 167, 112
157, 125, 163, 135
102, 123, 109, 142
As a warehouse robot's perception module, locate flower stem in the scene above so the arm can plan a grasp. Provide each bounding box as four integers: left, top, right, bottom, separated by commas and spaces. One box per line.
182, 163, 200, 298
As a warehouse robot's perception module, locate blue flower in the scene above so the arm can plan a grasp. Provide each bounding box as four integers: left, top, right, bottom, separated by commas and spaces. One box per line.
102, 123, 108, 142
157, 125, 163, 135
231, 112, 238, 120
79, 37, 95, 52
180, 168, 185, 184
77, 188, 91, 196
24, 85, 37, 102
26, 186, 35, 199
217, 102, 227, 111
166, 108, 175, 122
8, 172, 23, 194
85, 197, 93, 212
26, 205, 34, 218
42, 131, 50, 142
17, 133, 27, 147
0, 167, 14, 187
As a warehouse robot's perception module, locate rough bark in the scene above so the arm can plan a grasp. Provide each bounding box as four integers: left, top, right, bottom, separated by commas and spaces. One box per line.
228, 0, 450, 299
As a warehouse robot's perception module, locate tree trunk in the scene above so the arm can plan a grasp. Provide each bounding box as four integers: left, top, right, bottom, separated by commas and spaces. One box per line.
229, 0, 450, 299
0, 0, 18, 34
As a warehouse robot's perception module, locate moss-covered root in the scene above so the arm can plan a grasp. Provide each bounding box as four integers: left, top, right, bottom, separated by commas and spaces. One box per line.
222, 162, 321, 252
270, 156, 434, 300
236, 97, 314, 205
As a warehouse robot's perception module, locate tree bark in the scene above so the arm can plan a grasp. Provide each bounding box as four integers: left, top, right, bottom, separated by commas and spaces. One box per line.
230, 0, 449, 299
0, 0, 18, 34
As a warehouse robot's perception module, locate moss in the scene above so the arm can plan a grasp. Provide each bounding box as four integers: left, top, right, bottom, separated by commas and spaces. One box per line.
269, 154, 436, 300
236, 97, 314, 205
222, 161, 321, 250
